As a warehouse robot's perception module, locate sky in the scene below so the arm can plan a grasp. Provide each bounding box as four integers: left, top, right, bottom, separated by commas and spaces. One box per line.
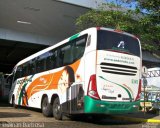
59, 0, 106, 9
105, 0, 137, 10
60, 0, 138, 10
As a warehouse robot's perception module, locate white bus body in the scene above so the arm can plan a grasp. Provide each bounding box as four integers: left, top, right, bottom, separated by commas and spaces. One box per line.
9, 27, 142, 119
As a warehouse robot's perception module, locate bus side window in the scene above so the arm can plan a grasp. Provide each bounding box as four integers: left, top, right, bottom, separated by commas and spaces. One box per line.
46, 52, 54, 71
36, 54, 46, 73
14, 66, 22, 81
50, 50, 58, 69
63, 45, 73, 65
22, 63, 29, 77
28, 60, 36, 75
72, 34, 87, 61
58, 49, 64, 67
58, 42, 73, 67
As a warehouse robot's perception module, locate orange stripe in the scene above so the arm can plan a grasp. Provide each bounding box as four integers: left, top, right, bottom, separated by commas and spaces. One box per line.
26, 60, 81, 100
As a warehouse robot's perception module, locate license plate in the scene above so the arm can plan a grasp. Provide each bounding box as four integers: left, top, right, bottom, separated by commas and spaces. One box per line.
140, 102, 152, 107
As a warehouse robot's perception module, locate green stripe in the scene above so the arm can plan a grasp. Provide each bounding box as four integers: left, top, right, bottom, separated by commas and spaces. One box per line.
69, 33, 80, 41
84, 96, 139, 114
99, 76, 132, 100
18, 75, 34, 105
18, 83, 27, 105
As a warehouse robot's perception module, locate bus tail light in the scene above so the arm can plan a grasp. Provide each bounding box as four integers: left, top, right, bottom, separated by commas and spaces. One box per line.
87, 74, 100, 100
135, 79, 142, 101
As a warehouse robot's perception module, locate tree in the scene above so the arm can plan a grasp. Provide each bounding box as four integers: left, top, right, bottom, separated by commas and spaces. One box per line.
75, 0, 160, 56
136, 0, 160, 54
76, 9, 138, 32
136, 0, 160, 16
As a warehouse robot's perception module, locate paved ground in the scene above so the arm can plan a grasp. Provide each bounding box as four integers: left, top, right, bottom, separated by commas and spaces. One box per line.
111, 111, 160, 125
0, 102, 160, 128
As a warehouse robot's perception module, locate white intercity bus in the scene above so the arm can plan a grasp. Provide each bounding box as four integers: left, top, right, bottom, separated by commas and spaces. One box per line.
9, 27, 142, 120
0, 73, 11, 100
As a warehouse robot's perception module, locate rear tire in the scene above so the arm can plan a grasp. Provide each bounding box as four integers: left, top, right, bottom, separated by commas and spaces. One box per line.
41, 96, 53, 117
53, 97, 62, 120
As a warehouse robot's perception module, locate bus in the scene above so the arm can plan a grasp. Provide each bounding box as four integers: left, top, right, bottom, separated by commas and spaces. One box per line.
9, 27, 142, 120
140, 67, 160, 112
140, 91, 160, 112
0, 73, 11, 101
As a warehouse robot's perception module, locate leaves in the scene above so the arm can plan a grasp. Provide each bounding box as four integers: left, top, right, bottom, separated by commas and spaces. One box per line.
137, 0, 160, 15
76, 9, 136, 31
75, 0, 160, 55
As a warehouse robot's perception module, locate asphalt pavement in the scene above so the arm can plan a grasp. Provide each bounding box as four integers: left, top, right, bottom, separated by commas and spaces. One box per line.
0, 99, 160, 124
111, 111, 160, 123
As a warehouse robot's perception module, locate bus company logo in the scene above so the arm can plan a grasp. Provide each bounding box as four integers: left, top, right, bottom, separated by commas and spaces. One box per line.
117, 41, 125, 48
17, 78, 32, 85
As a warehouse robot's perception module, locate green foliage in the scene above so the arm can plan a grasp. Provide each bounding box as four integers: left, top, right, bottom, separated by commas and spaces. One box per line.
76, 9, 137, 32
137, 0, 160, 15
136, 0, 160, 53
75, 0, 160, 55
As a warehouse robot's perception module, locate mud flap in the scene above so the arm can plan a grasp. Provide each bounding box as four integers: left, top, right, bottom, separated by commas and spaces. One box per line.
62, 84, 84, 114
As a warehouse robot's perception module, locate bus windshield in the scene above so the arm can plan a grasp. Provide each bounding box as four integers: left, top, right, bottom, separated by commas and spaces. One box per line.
97, 30, 140, 57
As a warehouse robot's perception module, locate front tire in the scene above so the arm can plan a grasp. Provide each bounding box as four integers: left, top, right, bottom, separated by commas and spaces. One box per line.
41, 96, 53, 117
53, 97, 62, 120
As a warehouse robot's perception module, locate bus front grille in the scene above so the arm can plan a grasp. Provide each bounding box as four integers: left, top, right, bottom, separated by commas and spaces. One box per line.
100, 62, 137, 76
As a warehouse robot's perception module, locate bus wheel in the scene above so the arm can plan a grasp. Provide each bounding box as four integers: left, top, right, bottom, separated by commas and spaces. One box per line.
12, 96, 17, 108
41, 96, 53, 117
53, 97, 62, 120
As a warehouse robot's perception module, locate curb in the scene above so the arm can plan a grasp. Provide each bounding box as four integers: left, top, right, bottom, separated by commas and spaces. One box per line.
111, 115, 160, 124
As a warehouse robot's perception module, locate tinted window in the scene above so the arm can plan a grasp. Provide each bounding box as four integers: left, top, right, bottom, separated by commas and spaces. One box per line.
58, 34, 87, 67
13, 34, 87, 78
14, 66, 22, 80
60, 44, 72, 66
72, 35, 87, 61
22, 63, 29, 77
37, 53, 47, 73
97, 30, 140, 56
46, 51, 57, 71
28, 59, 36, 75
51, 50, 58, 68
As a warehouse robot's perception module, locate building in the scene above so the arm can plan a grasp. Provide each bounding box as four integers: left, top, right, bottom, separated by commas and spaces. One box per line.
0, 0, 107, 73
0, 0, 159, 73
